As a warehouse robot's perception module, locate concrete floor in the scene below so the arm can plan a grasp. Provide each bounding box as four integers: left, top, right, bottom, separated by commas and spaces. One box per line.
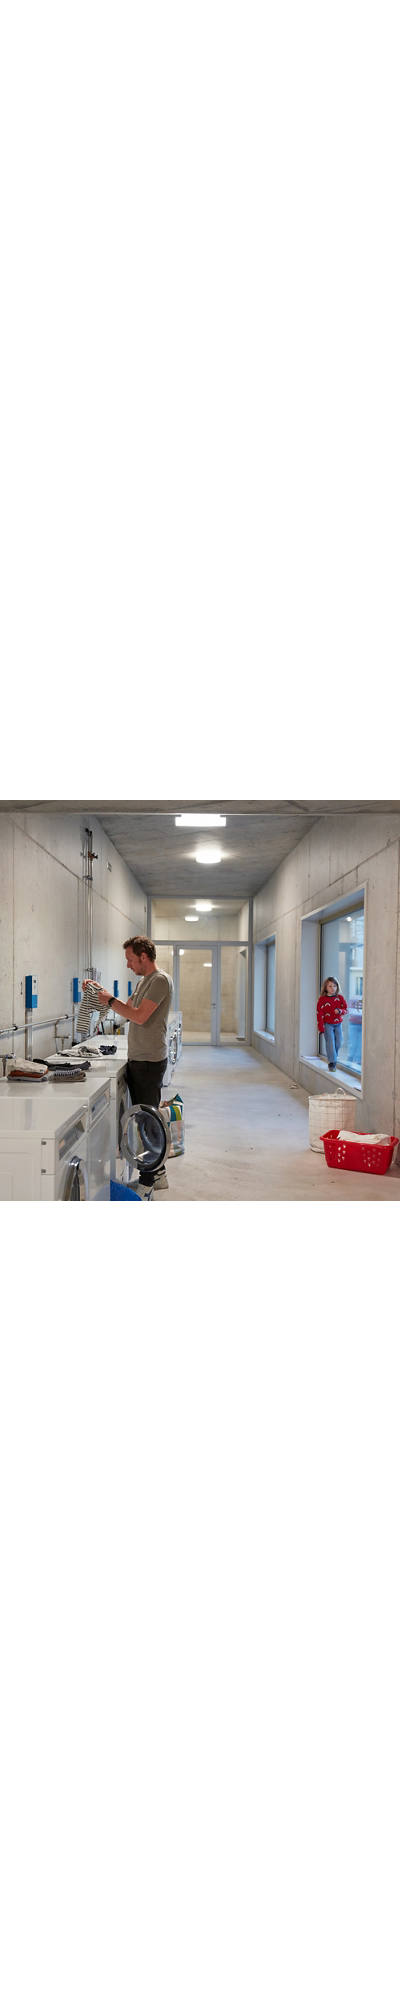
162, 1045, 400, 1202
182, 1031, 240, 1045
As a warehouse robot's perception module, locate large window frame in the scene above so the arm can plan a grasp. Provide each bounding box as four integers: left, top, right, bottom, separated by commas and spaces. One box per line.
318, 898, 364, 1079
265, 937, 276, 1038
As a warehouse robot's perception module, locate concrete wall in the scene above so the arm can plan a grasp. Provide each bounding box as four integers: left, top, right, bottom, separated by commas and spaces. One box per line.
252, 812, 400, 1134
152, 902, 248, 942
0, 811, 147, 1059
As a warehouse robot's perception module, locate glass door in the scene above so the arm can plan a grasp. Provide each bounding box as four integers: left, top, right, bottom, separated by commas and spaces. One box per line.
218, 946, 248, 1043
155, 942, 248, 1048
178, 947, 214, 1043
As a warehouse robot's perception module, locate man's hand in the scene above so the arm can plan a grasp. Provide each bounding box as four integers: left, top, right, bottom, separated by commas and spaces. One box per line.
82, 979, 111, 1005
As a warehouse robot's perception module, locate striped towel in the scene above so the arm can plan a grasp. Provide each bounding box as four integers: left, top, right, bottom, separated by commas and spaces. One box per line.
77, 984, 110, 1036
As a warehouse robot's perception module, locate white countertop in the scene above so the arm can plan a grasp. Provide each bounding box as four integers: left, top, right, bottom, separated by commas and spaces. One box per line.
0, 1090, 88, 1135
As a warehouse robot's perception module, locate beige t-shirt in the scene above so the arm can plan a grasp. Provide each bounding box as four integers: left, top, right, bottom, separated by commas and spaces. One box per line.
128, 970, 173, 1062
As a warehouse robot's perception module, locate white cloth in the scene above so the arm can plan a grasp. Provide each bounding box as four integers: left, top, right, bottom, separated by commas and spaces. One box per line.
337, 1130, 391, 1145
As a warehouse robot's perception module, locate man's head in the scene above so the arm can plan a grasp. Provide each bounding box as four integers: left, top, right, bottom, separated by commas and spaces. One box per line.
123, 934, 157, 977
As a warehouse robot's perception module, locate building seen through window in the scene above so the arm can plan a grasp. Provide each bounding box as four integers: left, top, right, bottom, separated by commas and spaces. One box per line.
265, 940, 276, 1035
320, 904, 364, 1072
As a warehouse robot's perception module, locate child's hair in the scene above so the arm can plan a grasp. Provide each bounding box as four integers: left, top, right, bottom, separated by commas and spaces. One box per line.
320, 976, 339, 996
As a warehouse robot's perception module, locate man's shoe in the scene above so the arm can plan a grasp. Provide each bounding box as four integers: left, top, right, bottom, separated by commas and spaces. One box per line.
136, 1180, 154, 1201
153, 1165, 169, 1192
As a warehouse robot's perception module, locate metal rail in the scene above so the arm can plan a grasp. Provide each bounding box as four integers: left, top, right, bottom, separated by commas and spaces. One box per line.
0, 1013, 73, 1042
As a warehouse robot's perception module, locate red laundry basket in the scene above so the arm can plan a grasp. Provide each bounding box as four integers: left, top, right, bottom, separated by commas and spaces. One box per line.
321, 1130, 399, 1175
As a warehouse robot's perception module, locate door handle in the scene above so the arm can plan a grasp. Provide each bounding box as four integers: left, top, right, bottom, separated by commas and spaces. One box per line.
63, 1156, 88, 1200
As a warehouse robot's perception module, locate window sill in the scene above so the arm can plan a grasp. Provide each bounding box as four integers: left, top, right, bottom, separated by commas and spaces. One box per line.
257, 1029, 275, 1043
300, 1055, 362, 1093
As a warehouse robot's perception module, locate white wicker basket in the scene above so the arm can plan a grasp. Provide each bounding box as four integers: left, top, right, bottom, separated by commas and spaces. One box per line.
309, 1091, 357, 1152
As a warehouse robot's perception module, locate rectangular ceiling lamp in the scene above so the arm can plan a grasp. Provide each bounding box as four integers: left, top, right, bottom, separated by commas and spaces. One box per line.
175, 814, 226, 827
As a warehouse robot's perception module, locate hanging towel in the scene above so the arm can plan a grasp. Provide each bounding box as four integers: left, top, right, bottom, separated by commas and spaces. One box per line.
77, 983, 110, 1037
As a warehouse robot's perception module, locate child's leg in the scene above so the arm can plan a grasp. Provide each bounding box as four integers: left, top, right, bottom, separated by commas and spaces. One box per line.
334, 1024, 343, 1059
324, 1024, 335, 1064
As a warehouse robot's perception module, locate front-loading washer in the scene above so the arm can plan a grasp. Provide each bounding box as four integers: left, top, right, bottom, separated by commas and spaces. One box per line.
0, 1093, 89, 1200
0, 1073, 112, 1201
45, 1071, 112, 1198
85, 1079, 112, 1199
42, 1045, 130, 1187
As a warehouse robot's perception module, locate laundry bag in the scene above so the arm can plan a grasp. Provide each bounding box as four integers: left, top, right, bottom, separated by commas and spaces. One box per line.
110, 1178, 150, 1200
161, 1093, 185, 1158
309, 1091, 357, 1153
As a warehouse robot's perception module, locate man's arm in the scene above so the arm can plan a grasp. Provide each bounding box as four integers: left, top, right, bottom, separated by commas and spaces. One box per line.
82, 982, 158, 1026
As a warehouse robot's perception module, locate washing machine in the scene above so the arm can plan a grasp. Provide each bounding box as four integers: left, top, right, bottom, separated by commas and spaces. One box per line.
0, 1072, 112, 1201
0, 1093, 89, 1200
50, 1072, 112, 1199
76, 1039, 131, 1183
79, 1078, 112, 1200
159, 1012, 182, 1095
44, 1041, 130, 1186
119, 1102, 167, 1181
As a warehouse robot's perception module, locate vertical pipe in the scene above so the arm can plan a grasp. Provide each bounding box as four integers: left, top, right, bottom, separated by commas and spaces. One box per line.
81, 826, 88, 979
25, 1006, 33, 1059
82, 826, 97, 981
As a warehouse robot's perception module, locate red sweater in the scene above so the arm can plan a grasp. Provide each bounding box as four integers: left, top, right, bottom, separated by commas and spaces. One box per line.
317, 992, 348, 1031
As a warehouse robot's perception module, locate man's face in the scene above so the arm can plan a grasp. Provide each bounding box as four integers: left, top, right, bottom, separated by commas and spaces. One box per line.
125, 947, 144, 977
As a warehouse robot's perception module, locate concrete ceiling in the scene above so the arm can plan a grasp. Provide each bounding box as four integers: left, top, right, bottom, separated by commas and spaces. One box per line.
96, 809, 321, 896
2, 800, 399, 898
94, 803, 394, 898
2, 799, 399, 815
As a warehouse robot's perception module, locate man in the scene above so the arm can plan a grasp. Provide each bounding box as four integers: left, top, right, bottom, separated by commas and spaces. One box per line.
83, 936, 173, 1192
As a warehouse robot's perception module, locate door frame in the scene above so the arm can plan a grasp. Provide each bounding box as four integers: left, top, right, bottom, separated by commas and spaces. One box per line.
156, 940, 248, 1047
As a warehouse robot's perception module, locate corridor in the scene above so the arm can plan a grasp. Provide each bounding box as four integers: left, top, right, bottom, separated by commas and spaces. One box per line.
164, 1045, 400, 1202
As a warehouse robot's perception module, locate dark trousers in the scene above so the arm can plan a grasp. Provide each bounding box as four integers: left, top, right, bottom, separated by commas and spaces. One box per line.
127, 1058, 167, 1184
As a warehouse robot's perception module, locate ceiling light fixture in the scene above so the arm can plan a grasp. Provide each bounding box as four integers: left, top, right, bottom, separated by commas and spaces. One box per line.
203, 962, 212, 967
195, 900, 214, 912
195, 845, 222, 865
185, 914, 199, 921
175, 814, 226, 828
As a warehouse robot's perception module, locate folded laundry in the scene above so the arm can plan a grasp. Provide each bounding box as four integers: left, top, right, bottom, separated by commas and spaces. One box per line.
9, 1065, 48, 1081
337, 1130, 391, 1144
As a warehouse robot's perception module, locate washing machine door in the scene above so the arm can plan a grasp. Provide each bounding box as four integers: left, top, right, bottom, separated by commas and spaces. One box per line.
62, 1154, 89, 1200
120, 1104, 167, 1173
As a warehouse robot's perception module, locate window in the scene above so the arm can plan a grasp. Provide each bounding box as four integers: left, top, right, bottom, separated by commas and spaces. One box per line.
265, 939, 276, 1035
319, 903, 364, 1074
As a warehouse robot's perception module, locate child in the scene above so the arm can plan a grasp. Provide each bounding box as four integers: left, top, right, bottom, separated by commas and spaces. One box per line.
317, 977, 348, 1071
